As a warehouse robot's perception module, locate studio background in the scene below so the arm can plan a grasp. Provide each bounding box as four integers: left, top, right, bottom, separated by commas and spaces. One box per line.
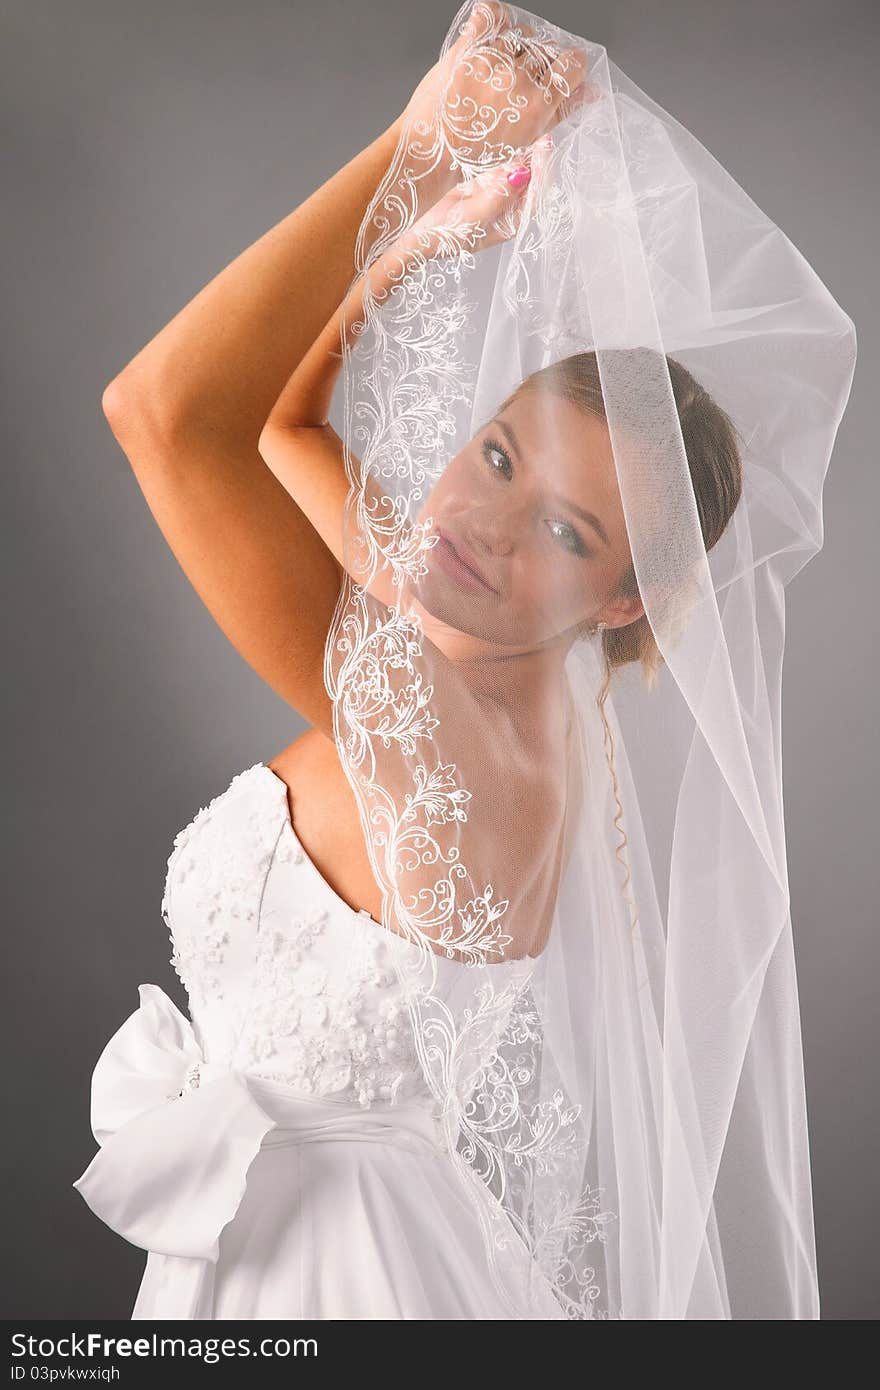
4, 0, 876, 1319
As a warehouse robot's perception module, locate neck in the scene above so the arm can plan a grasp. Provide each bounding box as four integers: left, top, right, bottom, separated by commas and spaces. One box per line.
409, 595, 573, 720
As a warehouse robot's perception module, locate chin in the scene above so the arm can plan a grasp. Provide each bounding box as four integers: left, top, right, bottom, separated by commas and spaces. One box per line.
410, 571, 510, 643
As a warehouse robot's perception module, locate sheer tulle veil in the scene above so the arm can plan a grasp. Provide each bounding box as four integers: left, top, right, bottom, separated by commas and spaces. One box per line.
323, 0, 856, 1318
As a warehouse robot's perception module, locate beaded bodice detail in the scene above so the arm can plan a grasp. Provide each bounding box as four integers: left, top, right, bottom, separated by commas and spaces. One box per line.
159, 762, 529, 1112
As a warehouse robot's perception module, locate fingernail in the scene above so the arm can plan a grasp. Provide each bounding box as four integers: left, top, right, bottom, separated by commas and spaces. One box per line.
506, 165, 531, 190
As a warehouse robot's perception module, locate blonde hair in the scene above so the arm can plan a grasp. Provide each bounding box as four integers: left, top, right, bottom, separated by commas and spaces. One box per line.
503, 349, 744, 689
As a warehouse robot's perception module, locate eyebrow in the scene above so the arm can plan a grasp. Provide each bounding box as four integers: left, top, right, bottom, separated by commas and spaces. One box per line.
496, 416, 611, 548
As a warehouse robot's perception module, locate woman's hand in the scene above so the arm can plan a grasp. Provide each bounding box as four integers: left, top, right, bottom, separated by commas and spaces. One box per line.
405, 145, 547, 259
358, 142, 547, 318
399, 0, 588, 208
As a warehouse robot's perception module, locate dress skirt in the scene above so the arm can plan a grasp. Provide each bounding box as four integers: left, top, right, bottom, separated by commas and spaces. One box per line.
128, 1072, 559, 1321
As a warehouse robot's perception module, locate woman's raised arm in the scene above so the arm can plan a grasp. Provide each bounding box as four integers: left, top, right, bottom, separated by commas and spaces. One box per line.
103, 9, 584, 738
102, 115, 404, 739
105, 115, 404, 443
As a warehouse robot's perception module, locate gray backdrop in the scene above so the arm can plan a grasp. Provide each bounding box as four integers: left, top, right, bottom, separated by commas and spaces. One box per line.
4, 0, 877, 1319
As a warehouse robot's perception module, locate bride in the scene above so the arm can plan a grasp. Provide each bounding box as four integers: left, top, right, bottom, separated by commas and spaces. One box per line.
98, 20, 605, 964
73, 0, 855, 1320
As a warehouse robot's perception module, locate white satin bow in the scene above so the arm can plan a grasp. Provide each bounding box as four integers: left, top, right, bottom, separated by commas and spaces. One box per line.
71, 984, 278, 1261
72, 983, 447, 1262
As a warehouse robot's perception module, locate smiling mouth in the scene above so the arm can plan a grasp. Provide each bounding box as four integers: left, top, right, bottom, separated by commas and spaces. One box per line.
433, 530, 498, 595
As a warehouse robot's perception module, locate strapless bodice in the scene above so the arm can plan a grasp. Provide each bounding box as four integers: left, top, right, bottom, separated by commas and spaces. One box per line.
160, 762, 531, 1111
71, 760, 554, 1314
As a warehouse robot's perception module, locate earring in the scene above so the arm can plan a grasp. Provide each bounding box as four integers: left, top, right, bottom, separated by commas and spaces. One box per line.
590, 620, 608, 636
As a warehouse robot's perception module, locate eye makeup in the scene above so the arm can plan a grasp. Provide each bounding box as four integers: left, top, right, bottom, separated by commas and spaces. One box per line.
480, 434, 592, 559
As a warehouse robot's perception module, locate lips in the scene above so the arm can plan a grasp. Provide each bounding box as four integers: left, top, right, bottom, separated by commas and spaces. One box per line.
435, 527, 499, 594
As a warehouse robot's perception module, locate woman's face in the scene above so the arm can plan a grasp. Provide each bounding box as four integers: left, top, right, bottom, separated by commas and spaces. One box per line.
409, 390, 637, 649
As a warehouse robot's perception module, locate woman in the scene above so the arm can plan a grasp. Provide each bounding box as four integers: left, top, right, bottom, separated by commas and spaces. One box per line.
74, 0, 855, 1319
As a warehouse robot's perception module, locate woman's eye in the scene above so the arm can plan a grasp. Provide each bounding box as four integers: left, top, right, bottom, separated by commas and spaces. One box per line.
546, 519, 589, 558
482, 438, 513, 479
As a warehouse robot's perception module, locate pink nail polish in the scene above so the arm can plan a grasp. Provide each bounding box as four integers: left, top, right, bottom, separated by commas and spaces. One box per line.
506, 165, 531, 190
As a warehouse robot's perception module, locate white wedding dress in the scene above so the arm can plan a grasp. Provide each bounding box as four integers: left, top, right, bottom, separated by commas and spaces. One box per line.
73, 761, 560, 1320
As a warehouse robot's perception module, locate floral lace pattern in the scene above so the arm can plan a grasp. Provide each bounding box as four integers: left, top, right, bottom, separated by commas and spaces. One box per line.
238, 901, 425, 1107
324, 2, 616, 1317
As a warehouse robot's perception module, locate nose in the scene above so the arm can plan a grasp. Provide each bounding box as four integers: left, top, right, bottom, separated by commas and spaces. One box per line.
468, 504, 521, 557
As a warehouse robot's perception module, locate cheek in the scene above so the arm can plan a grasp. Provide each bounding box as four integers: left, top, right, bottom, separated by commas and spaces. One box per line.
508, 543, 581, 613
512, 544, 611, 626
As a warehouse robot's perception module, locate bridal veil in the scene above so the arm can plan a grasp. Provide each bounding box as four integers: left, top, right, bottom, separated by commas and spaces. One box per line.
323, 0, 856, 1318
